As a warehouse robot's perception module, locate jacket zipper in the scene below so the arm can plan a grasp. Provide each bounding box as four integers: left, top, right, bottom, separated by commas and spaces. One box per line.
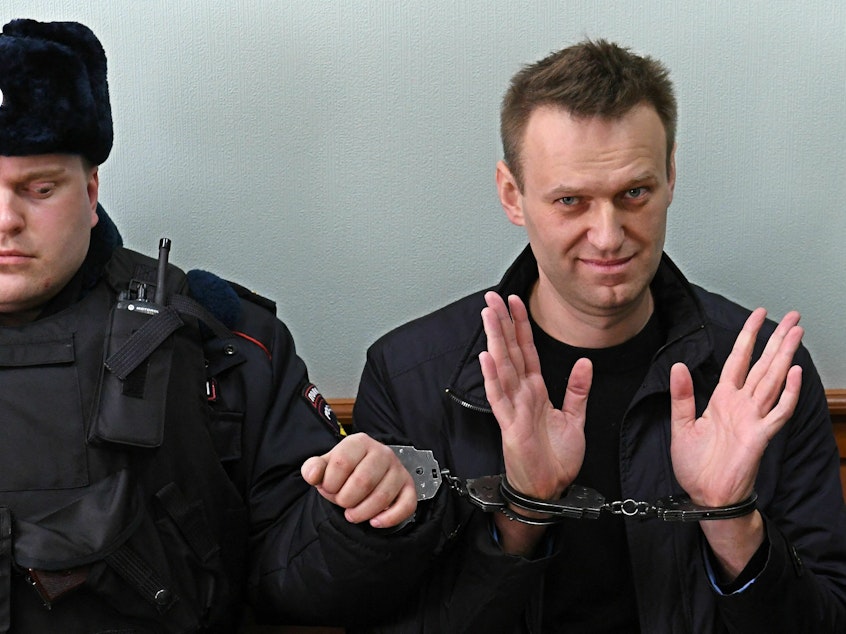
444, 388, 493, 414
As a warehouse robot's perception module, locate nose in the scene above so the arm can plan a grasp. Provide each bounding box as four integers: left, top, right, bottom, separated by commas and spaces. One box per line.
0, 191, 26, 236
587, 201, 624, 253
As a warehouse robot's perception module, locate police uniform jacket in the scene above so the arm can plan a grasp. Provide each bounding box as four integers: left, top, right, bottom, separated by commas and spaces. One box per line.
0, 207, 347, 632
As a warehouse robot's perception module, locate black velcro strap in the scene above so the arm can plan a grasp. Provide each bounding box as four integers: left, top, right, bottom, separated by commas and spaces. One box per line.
121, 360, 149, 399
105, 307, 184, 380
168, 294, 234, 341
105, 544, 177, 613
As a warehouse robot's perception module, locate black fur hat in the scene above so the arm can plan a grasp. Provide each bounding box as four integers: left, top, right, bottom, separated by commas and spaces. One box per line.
0, 19, 112, 164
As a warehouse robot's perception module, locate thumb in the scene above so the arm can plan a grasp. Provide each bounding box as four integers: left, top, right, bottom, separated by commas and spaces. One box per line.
561, 357, 592, 429
670, 362, 696, 429
301, 455, 328, 486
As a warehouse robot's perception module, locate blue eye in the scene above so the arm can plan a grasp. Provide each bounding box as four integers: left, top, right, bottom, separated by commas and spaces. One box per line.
624, 187, 647, 198
558, 196, 578, 206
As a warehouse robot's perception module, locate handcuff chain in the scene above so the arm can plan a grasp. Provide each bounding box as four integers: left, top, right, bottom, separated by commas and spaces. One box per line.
442, 471, 464, 496
603, 499, 656, 517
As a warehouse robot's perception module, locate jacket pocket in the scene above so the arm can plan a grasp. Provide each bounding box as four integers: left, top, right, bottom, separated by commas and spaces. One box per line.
0, 337, 88, 491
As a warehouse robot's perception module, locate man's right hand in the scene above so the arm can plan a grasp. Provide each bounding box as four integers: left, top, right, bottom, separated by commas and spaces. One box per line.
301, 433, 418, 529
479, 292, 592, 554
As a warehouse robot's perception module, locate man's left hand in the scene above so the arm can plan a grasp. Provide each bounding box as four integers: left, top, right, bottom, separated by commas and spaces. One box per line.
670, 307, 803, 506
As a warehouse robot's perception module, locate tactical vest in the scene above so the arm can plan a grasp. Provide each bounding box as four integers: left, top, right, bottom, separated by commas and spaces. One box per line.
0, 247, 247, 633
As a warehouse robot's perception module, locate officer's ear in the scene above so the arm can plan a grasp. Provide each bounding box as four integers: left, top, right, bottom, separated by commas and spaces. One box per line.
86, 163, 99, 228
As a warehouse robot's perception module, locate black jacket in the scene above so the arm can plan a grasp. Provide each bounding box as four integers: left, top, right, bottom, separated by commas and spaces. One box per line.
0, 208, 350, 632
327, 245, 846, 633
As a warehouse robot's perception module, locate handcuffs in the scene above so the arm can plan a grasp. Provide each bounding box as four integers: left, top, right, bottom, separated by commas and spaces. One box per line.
390, 446, 758, 525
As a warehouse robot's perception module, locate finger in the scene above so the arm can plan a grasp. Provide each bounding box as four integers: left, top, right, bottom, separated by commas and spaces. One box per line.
481, 303, 507, 361
344, 461, 417, 523
670, 362, 696, 429
745, 310, 801, 392
752, 323, 803, 407
485, 291, 525, 377
761, 365, 803, 439
343, 475, 398, 524
508, 295, 541, 378
484, 289, 510, 318
560, 357, 592, 430
482, 308, 525, 394
481, 294, 510, 364
369, 482, 419, 528
720, 308, 767, 388
331, 440, 398, 510
318, 435, 369, 494
481, 307, 517, 391
480, 350, 513, 420
301, 455, 328, 486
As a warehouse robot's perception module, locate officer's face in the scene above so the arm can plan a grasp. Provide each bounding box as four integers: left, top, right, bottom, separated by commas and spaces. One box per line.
0, 154, 98, 325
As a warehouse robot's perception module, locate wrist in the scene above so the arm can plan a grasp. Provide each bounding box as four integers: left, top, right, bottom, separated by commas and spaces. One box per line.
502, 474, 569, 505
492, 509, 549, 557
701, 510, 765, 582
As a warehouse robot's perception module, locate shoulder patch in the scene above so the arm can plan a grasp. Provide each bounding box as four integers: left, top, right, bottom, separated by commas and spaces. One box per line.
301, 382, 346, 438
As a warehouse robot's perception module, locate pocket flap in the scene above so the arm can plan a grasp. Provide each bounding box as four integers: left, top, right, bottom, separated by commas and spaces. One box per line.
0, 337, 74, 367
13, 469, 143, 570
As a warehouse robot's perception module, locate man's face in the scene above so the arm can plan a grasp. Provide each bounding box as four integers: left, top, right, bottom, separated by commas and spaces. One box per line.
497, 104, 675, 336
0, 154, 98, 325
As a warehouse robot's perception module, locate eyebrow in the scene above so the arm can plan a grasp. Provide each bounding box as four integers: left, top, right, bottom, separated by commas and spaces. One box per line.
546, 172, 659, 196
625, 172, 659, 185
17, 166, 70, 181
546, 184, 580, 197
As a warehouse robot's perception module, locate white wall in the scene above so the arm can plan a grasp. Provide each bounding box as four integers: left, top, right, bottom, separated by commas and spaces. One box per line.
6, 1, 845, 396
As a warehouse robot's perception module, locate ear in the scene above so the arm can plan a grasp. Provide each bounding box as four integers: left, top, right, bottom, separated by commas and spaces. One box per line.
496, 160, 525, 227
87, 166, 99, 228
666, 143, 676, 204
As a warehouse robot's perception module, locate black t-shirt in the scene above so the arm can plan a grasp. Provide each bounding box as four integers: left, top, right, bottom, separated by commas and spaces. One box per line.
529, 310, 664, 633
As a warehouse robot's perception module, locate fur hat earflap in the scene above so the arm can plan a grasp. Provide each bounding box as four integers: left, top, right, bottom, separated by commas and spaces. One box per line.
0, 19, 112, 164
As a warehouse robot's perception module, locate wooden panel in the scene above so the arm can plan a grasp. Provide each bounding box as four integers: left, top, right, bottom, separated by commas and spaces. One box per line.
829, 390, 846, 502
329, 398, 354, 428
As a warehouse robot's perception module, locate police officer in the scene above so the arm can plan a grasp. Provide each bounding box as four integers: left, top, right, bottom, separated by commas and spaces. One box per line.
0, 19, 416, 632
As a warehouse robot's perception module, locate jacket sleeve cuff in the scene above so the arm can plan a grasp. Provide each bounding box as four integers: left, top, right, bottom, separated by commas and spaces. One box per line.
490, 514, 556, 560
705, 513, 803, 598
703, 529, 770, 595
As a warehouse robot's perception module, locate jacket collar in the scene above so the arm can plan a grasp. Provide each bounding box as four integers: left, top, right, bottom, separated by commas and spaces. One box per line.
446, 245, 713, 411
84, 203, 123, 289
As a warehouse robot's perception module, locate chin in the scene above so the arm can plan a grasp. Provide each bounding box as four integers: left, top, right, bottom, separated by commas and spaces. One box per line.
591, 288, 648, 314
